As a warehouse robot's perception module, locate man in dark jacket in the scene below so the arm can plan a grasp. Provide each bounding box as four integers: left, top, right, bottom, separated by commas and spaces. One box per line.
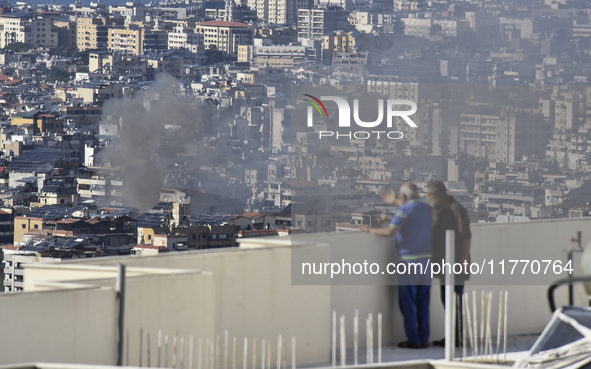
427, 179, 472, 347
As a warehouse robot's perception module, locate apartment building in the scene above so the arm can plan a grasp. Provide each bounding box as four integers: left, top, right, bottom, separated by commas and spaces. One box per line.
54, 20, 76, 46
108, 26, 144, 55
76, 16, 111, 51
11, 110, 63, 134
321, 31, 356, 64
459, 111, 552, 164
246, 0, 302, 24
77, 81, 124, 105
146, 51, 184, 79
2, 248, 61, 292
196, 20, 253, 57
168, 24, 205, 57
89, 51, 148, 74
393, 0, 420, 11
297, 9, 346, 40
76, 167, 124, 204
0, 14, 58, 48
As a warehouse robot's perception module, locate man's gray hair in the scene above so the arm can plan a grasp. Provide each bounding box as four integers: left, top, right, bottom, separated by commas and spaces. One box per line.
427, 179, 447, 197
400, 183, 419, 200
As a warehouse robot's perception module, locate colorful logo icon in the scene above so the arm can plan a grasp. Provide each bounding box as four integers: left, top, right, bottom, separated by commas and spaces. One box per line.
302, 94, 328, 118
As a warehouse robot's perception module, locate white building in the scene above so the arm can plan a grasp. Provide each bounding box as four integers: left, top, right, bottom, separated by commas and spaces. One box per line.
196, 20, 254, 57
0, 15, 58, 49
168, 25, 204, 54
246, 0, 310, 24
2, 247, 61, 293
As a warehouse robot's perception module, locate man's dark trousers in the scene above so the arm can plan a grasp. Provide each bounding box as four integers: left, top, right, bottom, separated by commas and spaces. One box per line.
398, 258, 432, 346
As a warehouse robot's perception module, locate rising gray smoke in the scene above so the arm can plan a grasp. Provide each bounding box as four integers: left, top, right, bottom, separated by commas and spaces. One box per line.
100, 74, 217, 212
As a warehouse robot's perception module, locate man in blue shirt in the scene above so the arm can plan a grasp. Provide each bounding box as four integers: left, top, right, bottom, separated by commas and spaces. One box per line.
362, 182, 432, 349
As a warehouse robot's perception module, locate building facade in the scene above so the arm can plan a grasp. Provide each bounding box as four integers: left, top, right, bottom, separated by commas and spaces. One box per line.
196, 20, 253, 57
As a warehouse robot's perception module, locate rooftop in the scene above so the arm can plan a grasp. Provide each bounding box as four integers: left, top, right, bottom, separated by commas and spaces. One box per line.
0, 217, 589, 368
198, 20, 252, 28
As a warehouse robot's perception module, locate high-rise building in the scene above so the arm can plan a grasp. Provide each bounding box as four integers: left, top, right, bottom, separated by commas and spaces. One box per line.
297, 8, 346, 40
76, 17, 112, 51
246, 0, 311, 25
459, 111, 552, 164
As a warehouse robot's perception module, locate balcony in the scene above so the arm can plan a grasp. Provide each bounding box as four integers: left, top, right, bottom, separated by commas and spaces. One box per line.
77, 178, 106, 186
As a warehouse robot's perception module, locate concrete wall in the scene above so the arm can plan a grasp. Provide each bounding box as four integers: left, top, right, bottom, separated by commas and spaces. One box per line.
54, 246, 333, 367
22, 265, 216, 367
0, 286, 117, 365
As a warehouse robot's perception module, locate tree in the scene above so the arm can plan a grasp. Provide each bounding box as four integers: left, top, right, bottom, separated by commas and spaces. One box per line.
430, 24, 442, 37
45, 68, 73, 83
1, 42, 33, 53
394, 19, 406, 35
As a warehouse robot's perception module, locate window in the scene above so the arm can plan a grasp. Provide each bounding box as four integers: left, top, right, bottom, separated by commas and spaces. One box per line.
21, 224, 26, 229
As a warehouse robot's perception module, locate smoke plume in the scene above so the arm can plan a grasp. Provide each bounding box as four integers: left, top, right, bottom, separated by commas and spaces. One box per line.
100, 74, 217, 212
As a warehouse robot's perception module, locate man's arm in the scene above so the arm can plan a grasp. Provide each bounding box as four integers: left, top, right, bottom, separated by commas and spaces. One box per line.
368, 224, 398, 237
360, 224, 398, 237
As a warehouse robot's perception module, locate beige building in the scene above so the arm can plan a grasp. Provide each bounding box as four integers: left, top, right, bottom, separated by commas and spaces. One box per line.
32, 180, 79, 208
76, 17, 112, 51
321, 31, 356, 52
237, 44, 252, 63
196, 20, 254, 57
76, 81, 124, 105
108, 26, 144, 55
321, 31, 356, 64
